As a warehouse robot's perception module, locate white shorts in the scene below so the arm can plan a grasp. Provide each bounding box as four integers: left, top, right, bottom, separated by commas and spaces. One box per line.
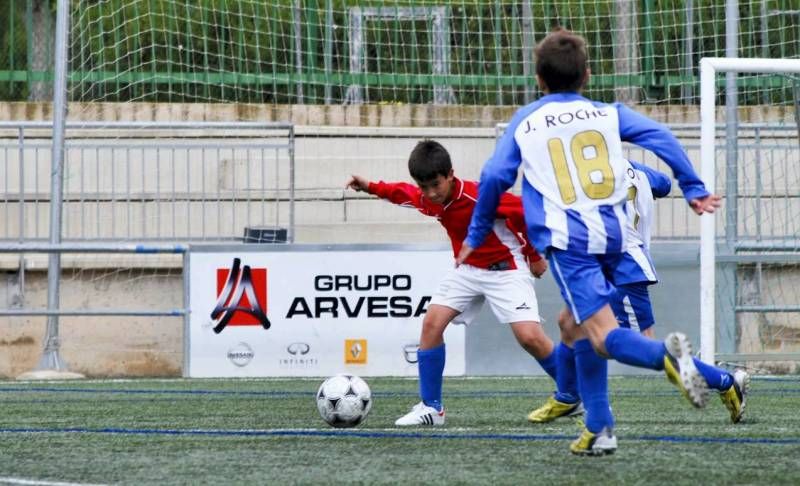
431, 264, 541, 325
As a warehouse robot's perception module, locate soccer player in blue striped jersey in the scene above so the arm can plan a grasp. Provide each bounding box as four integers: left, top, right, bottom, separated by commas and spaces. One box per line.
531, 161, 749, 427
459, 29, 722, 455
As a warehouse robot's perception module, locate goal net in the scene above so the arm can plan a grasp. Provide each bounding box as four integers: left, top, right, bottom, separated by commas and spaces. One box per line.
700, 57, 800, 373
62, 1, 800, 244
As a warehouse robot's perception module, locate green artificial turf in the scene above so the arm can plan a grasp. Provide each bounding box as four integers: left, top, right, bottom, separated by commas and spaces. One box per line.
1, 376, 798, 485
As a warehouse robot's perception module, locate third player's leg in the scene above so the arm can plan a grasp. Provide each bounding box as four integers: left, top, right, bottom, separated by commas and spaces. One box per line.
510, 321, 553, 360
419, 304, 461, 349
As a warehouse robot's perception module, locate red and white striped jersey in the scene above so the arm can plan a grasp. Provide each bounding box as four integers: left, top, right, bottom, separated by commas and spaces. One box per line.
368, 178, 540, 270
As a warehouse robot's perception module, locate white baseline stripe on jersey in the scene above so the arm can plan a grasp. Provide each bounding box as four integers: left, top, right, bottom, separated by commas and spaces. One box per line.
627, 245, 657, 282
585, 206, 608, 253
622, 295, 641, 332
549, 253, 581, 323
614, 203, 636, 249
543, 197, 568, 249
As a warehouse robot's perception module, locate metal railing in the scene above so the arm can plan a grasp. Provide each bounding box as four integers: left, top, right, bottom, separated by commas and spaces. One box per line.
0, 121, 296, 243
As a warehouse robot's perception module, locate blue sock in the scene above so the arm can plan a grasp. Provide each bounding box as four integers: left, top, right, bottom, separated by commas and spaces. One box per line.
574, 339, 614, 433
418, 343, 445, 411
693, 358, 733, 391
553, 342, 579, 404
604, 327, 665, 370
536, 349, 558, 382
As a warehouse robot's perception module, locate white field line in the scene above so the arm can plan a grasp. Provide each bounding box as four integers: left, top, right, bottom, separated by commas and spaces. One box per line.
0, 477, 108, 486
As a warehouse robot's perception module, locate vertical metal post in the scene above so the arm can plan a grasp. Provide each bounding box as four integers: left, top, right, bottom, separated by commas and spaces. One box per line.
38, 0, 69, 371
182, 250, 191, 377
699, 58, 716, 364
521, 0, 534, 104
493, 1, 502, 105
17, 127, 26, 306
725, 0, 739, 246
345, 7, 364, 104
293, 0, 304, 103
719, 0, 740, 357
324, 0, 333, 104
613, 0, 640, 103
760, 0, 768, 105
431, 7, 453, 105
793, 82, 800, 146
288, 126, 295, 243
682, 0, 694, 102
18, 128, 25, 244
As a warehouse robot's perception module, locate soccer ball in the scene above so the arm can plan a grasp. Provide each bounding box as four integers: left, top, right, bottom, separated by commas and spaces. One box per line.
315, 374, 372, 428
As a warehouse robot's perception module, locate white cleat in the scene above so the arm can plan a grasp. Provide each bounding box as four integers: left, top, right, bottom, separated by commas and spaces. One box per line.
663, 332, 711, 408
394, 401, 446, 426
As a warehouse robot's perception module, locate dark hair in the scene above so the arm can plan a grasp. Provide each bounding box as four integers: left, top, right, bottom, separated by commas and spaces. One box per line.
534, 28, 588, 93
408, 140, 452, 182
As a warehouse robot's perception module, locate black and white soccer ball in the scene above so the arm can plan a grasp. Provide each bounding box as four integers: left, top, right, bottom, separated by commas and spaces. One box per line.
315, 374, 372, 428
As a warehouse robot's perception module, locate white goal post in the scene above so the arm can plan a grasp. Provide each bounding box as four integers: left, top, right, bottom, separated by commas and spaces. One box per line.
699, 57, 800, 365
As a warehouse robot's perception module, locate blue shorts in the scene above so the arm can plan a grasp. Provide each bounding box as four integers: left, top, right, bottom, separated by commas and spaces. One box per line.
548, 246, 657, 323
610, 283, 655, 332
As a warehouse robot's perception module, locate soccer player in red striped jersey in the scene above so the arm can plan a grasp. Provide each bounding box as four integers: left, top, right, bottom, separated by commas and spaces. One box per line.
346, 139, 566, 426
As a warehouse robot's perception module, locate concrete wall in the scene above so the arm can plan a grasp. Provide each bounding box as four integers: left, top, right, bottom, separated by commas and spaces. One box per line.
2, 101, 795, 126
1, 264, 183, 378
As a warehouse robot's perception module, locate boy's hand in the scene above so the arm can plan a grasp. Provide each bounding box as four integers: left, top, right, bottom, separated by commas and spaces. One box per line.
455, 244, 473, 267
528, 257, 547, 278
345, 175, 370, 192
689, 193, 722, 215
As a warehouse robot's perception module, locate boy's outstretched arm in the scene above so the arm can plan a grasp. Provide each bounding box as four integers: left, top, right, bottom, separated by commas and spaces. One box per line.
345, 174, 370, 192
346, 175, 434, 216
616, 103, 721, 214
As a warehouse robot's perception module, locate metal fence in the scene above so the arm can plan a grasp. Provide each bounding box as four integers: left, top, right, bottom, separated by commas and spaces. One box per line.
0, 121, 296, 243
3, 1, 799, 104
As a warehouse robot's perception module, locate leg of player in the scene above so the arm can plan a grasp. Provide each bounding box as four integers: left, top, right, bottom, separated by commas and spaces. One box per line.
567, 314, 617, 456
584, 304, 711, 408
479, 267, 566, 421
509, 320, 556, 377
546, 249, 616, 455
394, 303, 458, 427
611, 283, 750, 423
527, 309, 584, 423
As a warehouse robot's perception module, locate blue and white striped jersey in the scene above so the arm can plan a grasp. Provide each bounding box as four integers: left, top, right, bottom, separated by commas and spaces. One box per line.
467, 92, 709, 255
625, 161, 672, 249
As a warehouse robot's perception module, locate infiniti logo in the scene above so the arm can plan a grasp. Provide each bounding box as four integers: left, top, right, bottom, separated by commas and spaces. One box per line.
280, 341, 317, 368
287, 342, 311, 355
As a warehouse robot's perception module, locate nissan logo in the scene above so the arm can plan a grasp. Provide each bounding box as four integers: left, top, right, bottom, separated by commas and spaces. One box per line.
287, 342, 310, 355
227, 342, 255, 367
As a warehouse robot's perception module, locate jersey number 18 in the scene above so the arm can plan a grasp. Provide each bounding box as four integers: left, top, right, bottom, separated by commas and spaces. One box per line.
547, 129, 614, 204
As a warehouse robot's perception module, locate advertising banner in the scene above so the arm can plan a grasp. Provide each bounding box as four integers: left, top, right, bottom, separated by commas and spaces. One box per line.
188, 248, 465, 377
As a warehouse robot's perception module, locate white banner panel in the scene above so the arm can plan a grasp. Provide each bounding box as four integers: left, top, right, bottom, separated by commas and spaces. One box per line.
188, 249, 465, 377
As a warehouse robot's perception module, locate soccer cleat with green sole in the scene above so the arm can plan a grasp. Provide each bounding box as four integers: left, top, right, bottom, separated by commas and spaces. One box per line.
527, 396, 584, 423
663, 332, 710, 408
570, 426, 617, 456
720, 369, 750, 424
